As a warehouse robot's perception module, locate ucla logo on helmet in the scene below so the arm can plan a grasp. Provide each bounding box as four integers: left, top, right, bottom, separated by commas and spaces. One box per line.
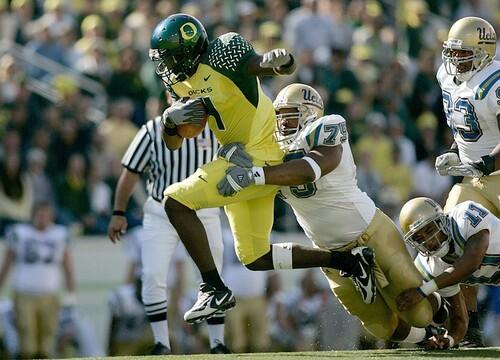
301, 88, 322, 107
180, 22, 198, 40
477, 27, 496, 44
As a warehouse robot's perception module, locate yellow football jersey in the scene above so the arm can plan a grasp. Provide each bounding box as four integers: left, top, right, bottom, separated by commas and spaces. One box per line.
168, 32, 283, 162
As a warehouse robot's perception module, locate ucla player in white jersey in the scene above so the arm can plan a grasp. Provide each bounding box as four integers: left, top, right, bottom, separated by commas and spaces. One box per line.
434, 16, 500, 347
397, 197, 500, 349
217, 84, 448, 346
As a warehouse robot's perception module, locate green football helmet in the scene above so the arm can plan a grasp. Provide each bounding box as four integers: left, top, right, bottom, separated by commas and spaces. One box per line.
149, 14, 208, 85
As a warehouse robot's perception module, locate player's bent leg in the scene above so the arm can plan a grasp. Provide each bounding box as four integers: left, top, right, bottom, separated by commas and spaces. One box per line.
444, 181, 498, 215
321, 267, 397, 340
359, 209, 433, 327
225, 194, 277, 266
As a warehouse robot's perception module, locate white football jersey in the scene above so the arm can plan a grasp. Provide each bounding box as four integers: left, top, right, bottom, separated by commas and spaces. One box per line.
6, 223, 69, 294
415, 201, 500, 297
280, 114, 376, 249
436, 61, 500, 173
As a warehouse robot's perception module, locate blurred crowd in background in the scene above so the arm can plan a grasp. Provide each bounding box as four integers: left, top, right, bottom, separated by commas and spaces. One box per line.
0, 0, 499, 357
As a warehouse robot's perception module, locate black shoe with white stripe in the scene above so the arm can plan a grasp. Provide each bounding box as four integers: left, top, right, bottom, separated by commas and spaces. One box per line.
460, 327, 485, 348
184, 283, 236, 324
348, 247, 376, 304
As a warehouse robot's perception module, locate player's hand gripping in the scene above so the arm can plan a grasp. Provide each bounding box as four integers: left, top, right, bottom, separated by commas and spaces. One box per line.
108, 215, 128, 243
446, 155, 495, 178
217, 143, 253, 168
435, 151, 461, 176
217, 166, 256, 197
260, 48, 293, 68
162, 98, 207, 127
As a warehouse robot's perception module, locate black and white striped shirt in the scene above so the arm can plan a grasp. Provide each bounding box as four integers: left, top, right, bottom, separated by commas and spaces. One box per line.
121, 117, 218, 202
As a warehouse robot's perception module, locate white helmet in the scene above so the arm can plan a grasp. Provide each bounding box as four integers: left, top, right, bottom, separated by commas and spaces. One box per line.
273, 83, 324, 149
442, 16, 496, 82
399, 197, 451, 258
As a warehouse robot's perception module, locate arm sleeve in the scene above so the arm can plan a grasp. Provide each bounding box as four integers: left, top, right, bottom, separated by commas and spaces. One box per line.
121, 125, 152, 173
303, 115, 348, 149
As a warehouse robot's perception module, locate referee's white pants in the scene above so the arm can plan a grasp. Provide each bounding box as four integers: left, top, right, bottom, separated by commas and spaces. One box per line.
141, 197, 223, 305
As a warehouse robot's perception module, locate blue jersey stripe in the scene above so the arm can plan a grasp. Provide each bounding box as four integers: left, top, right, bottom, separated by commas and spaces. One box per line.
475, 69, 500, 100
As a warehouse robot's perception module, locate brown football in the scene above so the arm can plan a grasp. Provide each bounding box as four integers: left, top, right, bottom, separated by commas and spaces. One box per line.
176, 116, 207, 138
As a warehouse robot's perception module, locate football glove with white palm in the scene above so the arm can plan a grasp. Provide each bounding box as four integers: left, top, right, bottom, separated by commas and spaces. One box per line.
435, 150, 461, 176
162, 98, 207, 127
447, 155, 495, 178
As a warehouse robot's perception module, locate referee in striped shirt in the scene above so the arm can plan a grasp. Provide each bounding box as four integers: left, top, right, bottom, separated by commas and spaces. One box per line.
107, 98, 229, 355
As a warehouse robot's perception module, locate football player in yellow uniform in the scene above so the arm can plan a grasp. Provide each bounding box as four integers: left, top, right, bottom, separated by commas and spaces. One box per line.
434, 16, 499, 347
148, 14, 375, 324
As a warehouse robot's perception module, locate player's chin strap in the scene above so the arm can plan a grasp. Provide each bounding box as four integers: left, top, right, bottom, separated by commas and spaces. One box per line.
272, 243, 294, 269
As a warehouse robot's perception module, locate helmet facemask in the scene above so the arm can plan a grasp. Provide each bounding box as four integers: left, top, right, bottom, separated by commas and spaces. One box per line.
149, 46, 204, 86
405, 213, 451, 258
442, 40, 490, 82
275, 105, 317, 150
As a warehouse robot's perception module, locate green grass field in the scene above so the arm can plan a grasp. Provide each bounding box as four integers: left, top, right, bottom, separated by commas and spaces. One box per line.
64, 348, 500, 360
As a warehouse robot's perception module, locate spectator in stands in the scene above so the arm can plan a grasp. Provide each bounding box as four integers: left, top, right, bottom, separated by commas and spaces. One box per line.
106, 48, 148, 125
56, 153, 91, 231
356, 149, 382, 204
97, 98, 138, 160
10, 0, 35, 46
354, 112, 393, 175
0, 54, 25, 105
0, 152, 33, 234
26, 147, 53, 206
388, 119, 416, 168
25, 17, 68, 78
0, 202, 75, 359
86, 164, 111, 234
315, 47, 359, 116
38, 0, 74, 39
382, 145, 413, 203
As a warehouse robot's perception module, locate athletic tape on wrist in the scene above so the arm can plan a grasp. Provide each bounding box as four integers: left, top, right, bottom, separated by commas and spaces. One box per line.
302, 156, 322, 182
272, 243, 293, 269
446, 335, 454, 348
419, 279, 438, 296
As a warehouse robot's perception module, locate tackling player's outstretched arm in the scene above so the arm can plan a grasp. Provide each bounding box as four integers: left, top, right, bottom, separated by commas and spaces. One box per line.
217, 145, 343, 197
261, 145, 343, 185
433, 230, 489, 290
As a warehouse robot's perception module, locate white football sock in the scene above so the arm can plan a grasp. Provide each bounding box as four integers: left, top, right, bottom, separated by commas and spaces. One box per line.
402, 326, 426, 343
208, 324, 225, 348
150, 320, 170, 348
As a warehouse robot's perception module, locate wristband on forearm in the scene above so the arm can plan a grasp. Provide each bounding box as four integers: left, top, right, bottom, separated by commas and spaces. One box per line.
418, 279, 438, 296
476, 154, 495, 176
252, 166, 266, 185
112, 210, 126, 217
